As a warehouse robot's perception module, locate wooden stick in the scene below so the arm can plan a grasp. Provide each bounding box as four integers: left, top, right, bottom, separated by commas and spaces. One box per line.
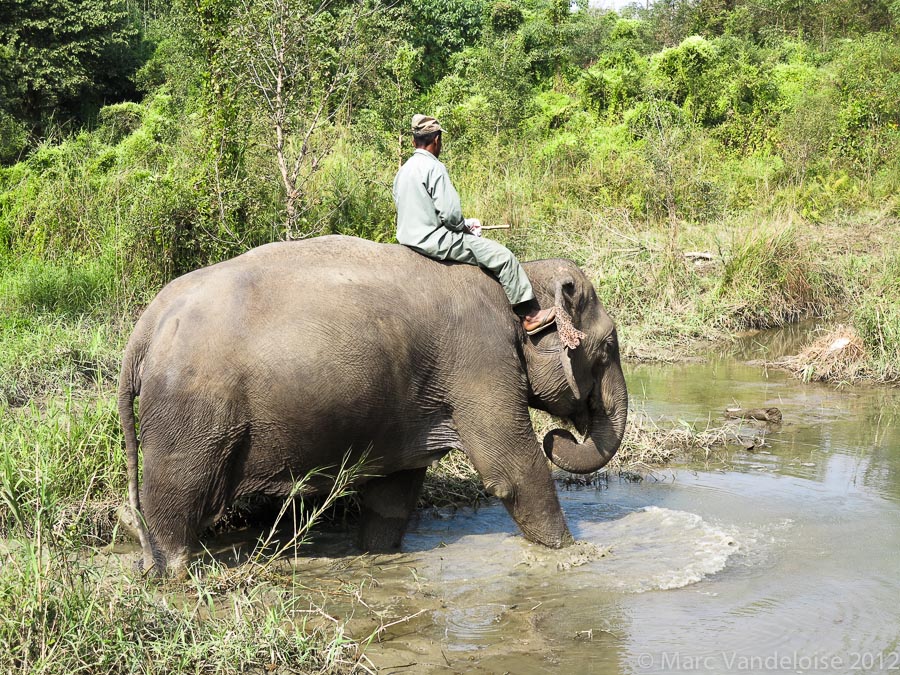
481, 224, 511, 230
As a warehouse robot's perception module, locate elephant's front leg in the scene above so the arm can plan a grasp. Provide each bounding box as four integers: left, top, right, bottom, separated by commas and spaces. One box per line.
455, 406, 574, 548
357, 467, 427, 552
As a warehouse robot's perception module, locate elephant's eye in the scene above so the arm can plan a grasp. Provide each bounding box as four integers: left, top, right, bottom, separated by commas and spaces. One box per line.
597, 342, 611, 366
600, 331, 619, 364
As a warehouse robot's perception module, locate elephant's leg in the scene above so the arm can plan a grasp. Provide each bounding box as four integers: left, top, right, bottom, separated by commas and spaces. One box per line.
139, 441, 234, 576
140, 461, 203, 576
137, 408, 250, 575
357, 467, 427, 552
455, 407, 574, 548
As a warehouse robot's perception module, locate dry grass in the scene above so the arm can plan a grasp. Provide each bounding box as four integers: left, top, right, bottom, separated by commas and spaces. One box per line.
779, 325, 868, 383
614, 412, 767, 468
420, 451, 489, 509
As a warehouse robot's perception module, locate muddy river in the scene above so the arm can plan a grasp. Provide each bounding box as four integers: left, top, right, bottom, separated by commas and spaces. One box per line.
273, 325, 900, 674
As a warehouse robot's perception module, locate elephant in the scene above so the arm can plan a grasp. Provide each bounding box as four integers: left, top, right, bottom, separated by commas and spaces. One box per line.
118, 235, 628, 575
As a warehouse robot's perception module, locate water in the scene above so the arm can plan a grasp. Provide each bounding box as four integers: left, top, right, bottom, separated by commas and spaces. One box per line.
295, 325, 900, 673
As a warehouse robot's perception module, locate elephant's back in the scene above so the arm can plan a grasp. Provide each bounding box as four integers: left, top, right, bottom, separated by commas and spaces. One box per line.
143, 236, 449, 321
133, 235, 492, 407
173, 234, 503, 322
237, 235, 458, 298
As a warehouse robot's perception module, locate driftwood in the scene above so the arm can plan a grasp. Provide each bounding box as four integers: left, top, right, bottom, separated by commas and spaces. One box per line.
684, 251, 716, 261
724, 407, 783, 423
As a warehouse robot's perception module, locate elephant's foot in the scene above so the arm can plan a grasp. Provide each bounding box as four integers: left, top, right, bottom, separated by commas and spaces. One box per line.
357, 512, 410, 552
356, 467, 426, 553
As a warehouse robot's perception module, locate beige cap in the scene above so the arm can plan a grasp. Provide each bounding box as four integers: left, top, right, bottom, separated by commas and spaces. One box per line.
411, 114, 443, 134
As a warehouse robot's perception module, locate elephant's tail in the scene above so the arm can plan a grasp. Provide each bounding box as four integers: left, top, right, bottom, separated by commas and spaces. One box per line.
117, 343, 152, 570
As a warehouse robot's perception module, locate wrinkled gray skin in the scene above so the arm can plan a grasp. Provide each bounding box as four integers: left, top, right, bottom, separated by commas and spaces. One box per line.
118, 235, 628, 575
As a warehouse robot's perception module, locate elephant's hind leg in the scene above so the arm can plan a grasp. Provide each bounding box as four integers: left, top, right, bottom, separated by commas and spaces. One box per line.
140, 457, 207, 576
357, 467, 427, 552
139, 427, 249, 576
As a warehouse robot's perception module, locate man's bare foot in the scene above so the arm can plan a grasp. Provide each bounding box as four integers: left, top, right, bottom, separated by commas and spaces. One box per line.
523, 306, 557, 335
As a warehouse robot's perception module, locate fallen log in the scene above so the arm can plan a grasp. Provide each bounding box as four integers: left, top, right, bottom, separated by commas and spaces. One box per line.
684, 251, 716, 261
724, 407, 783, 423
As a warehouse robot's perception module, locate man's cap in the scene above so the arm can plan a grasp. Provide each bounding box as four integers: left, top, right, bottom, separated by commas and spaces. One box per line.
411, 114, 443, 135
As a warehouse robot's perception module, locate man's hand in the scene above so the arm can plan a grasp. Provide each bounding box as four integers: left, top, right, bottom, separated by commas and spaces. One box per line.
464, 218, 482, 237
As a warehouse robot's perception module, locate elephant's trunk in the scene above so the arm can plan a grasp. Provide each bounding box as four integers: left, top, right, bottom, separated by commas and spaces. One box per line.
543, 360, 628, 474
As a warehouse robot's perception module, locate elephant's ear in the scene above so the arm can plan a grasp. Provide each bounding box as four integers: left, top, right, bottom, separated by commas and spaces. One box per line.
554, 277, 593, 401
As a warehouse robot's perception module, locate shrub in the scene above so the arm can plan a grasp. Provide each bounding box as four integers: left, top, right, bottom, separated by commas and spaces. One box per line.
580, 52, 646, 120
0, 110, 28, 164
623, 99, 685, 140
98, 102, 144, 144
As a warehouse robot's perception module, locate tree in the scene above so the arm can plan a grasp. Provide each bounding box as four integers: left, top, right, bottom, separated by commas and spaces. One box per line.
0, 0, 145, 139
398, 0, 485, 89
225, 0, 396, 238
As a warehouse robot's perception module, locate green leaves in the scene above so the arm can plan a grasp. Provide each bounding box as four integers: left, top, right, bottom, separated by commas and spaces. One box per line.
0, 0, 146, 140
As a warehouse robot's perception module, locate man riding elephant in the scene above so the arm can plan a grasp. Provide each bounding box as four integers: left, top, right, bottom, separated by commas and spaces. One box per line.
393, 114, 557, 335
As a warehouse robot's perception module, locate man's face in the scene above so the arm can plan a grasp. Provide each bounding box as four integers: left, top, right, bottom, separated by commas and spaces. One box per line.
432, 133, 442, 159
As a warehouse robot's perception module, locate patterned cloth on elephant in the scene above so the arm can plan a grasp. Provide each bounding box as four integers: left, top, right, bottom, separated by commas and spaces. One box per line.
392, 148, 536, 306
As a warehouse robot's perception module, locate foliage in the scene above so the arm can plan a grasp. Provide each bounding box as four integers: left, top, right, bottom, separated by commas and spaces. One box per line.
0, 0, 149, 142
400, 0, 486, 89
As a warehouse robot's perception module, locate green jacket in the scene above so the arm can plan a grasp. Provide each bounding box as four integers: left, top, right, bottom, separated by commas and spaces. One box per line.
393, 149, 467, 259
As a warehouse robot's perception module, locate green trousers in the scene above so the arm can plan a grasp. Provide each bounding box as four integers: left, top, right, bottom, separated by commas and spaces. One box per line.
441, 233, 535, 305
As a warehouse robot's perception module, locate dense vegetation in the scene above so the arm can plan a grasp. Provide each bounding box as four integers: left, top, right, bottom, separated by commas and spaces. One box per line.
1, 0, 899, 670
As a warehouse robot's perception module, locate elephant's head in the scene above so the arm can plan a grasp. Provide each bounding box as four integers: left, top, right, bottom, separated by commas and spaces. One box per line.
521, 260, 628, 474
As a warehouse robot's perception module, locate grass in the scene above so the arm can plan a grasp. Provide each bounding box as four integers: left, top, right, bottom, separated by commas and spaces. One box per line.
0, 545, 368, 674
850, 252, 900, 383
0, 313, 125, 405
709, 224, 838, 330
0, 392, 124, 540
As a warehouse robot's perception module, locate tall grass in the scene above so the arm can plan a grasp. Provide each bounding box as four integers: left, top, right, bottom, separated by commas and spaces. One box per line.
851, 253, 900, 382
710, 225, 838, 330
0, 255, 127, 315
0, 539, 365, 674
0, 314, 125, 405
0, 392, 124, 540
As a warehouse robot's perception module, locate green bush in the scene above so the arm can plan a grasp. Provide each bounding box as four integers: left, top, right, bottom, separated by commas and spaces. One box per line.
98, 102, 144, 144
580, 52, 646, 119
623, 99, 685, 139
0, 110, 28, 164
311, 146, 396, 242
